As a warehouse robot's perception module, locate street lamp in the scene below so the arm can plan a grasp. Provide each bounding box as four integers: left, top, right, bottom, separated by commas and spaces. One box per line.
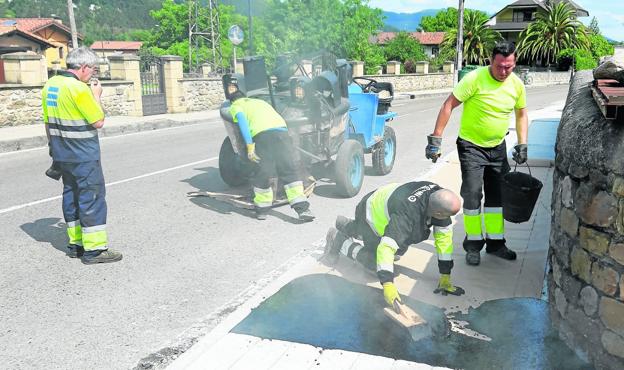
455, 0, 465, 86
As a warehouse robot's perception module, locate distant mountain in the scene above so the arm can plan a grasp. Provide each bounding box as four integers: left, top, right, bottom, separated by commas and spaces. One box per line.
382, 9, 441, 32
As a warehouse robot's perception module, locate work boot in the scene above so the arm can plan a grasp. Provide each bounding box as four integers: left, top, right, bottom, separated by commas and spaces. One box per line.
486, 239, 517, 261
335, 215, 354, 234
433, 274, 465, 296
323, 227, 347, 265
256, 209, 268, 220
66, 244, 84, 258
81, 249, 123, 265
297, 208, 315, 222
465, 251, 481, 266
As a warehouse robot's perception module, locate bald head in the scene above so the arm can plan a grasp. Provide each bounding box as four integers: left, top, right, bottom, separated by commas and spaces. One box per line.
428, 189, 461, 219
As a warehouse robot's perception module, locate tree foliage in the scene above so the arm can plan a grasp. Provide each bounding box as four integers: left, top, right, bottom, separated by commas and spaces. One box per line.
418, 7, 489, 32
441, 11, 502, 65
383, 32, 425, 64
516, 2, 589, 64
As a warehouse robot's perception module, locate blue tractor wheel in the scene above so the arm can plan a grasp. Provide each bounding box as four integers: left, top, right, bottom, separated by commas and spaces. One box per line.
334, 139, 364, 198
372, 126, 396, 175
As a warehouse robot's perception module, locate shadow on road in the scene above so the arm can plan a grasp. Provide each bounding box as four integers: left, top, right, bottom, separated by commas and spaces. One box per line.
182, 166, 306, 224
20, 217, 68, 254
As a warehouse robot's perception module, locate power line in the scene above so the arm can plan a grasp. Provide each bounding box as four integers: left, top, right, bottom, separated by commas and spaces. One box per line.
188, 0, 223, 73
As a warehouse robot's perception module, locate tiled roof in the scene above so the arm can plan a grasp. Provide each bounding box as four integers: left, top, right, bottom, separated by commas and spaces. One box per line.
0, 24, 55, 47
372, 32, 445, 45
91, 41, 143, 51
0, 18, 82, 40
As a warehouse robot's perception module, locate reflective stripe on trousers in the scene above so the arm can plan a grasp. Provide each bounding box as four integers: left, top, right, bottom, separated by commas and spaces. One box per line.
253, 187, 273, 209
484, 206, 504, 240
463, 207, 483, 240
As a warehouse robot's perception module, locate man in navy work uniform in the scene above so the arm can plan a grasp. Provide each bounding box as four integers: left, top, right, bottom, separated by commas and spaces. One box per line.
229, 89, 314, 221
42, 47, 122, 264
324, 181, 465, 309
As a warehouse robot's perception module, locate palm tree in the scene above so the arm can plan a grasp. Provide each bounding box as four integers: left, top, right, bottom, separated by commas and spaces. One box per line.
441, 10, 503, 65
516, 1, 589, 65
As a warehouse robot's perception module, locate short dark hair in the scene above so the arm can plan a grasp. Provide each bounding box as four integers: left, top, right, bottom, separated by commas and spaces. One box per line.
491, 42, 516, 59
229, 90, 246, 102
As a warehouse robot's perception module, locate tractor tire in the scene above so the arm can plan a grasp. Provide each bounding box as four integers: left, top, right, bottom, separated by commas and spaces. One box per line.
218, 137, 250, 187
334, 139, 364, 198
372, 126, 396, 175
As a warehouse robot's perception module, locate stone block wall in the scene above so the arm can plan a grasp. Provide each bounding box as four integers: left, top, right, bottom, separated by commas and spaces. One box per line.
369, 73, 453, 92
531, 70, 572, 86
549, 70, 624, 369
180, 78, 225, 112
0, 81, 136, 127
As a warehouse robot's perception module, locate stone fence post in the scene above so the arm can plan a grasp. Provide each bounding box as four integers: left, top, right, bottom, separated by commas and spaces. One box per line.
415, 61, 429, 74
386, 61, 401, 75
201, 63, 212, 77
350, 61, 364, 77
108, 54, 142, 116
443, 61, 455, 74
235, 58, 244, 74
161, 55, 185, 114
1, 52, 48, 84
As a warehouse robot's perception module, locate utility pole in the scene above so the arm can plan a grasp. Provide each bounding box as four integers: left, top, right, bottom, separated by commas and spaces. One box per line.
67, 0, 78, 49
247, 0, 253, 56
454, 0, 465, 86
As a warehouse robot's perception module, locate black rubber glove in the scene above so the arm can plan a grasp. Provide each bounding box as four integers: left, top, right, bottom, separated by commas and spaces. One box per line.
512, 144, 528, 164
425, 135, 442, 163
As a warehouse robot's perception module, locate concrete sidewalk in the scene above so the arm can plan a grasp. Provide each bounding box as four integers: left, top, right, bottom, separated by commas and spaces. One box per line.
165, 100, 586, 369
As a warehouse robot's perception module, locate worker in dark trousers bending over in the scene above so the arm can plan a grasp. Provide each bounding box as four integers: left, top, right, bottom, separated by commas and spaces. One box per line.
229, 90, 314, 221
426, 42, 528, 266
324, 181, 465, 308
42, 47, 122, 264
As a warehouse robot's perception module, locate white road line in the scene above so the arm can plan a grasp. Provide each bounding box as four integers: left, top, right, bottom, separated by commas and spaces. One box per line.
0, 157, 218, 215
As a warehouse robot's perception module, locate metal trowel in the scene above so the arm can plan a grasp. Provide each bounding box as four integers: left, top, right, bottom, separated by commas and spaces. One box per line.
384, 299, 432, 341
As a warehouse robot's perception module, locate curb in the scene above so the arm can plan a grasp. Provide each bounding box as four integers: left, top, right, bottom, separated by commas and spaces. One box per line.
394, 91, 452, 101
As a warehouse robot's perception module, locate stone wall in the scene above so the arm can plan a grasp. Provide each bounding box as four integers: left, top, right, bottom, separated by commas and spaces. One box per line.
179, 78, 224, 112
0, 80, 135, 127
367, 72, 454, 92
549, 70, 624, 369
531, 71, 572, 86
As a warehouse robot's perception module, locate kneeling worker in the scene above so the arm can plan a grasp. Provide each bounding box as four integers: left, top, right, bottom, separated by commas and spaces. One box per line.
324, 181, 464, 308
229, 89, 314, 221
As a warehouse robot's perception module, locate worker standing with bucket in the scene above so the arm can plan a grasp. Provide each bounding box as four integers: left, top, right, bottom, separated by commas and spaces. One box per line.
426, 42, 528, 266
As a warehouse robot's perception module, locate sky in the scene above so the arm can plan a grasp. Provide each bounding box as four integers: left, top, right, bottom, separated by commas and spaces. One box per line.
368, 0, 624, 41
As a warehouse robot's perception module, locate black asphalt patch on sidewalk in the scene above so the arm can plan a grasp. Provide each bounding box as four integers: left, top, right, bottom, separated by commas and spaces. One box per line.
231, 274, 591, 369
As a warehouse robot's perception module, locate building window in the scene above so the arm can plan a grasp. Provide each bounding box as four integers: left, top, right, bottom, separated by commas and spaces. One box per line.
58, 47, 63, 59
432, 46, 439, 57
513, 10, 535, 22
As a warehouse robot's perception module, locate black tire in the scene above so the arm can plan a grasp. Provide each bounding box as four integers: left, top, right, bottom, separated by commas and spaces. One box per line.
334, 139, 364, 198
372, 126, 396, 175
218, 137, 250, 187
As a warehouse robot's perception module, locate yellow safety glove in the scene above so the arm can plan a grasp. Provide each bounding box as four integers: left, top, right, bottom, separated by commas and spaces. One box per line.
246, 143, 261, 163
382, 282, 401, 306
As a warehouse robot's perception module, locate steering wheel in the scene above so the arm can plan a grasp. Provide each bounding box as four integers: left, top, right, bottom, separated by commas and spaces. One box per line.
352, 77, 378, 93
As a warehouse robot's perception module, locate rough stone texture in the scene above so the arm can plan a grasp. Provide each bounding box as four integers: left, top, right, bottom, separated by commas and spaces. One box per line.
0, 81, 135, 127
531, 70, 572, 86
613, 176, 624, 197
560, 207, 579, 237
579, 285, 599, 316
591, 262, 619, 296
602, 331, 624, 359
580, 226, 610, 256
368, 73, 453, 92
180, 78, 224, 112
611, 243, 624, 265
552, 71, 624, 370
561, 176, 575, 208
600, 297, 624, 337
575, 188, 619, 228
555, 287, 568, 317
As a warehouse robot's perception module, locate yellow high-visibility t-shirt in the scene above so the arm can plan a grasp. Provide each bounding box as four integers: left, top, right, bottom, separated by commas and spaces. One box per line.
453, 66, 526, 148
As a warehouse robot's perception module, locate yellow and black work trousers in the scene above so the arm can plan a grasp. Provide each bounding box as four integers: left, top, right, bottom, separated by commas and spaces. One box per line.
252, 130, 308, 214
59, 161, 108, 251
457, 138, 510, 252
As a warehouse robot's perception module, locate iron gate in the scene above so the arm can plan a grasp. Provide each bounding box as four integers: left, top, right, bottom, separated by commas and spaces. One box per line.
140, 55, 167, 116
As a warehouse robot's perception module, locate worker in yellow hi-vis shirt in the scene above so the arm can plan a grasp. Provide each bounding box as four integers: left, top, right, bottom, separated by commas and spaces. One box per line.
426, 42, 528, 266
42, 47, 122, 264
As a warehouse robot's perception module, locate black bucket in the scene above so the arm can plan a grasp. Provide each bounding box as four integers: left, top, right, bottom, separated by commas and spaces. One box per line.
502, 164, 543, 223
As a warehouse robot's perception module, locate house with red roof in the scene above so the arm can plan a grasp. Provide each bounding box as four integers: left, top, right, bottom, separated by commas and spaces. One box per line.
0, 17, 83, 68
91, 41, 143, 58
370, 31, 445, 58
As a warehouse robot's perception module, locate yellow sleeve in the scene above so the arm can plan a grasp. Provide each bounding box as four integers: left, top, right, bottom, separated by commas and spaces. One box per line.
74, 87, 104, 124
452, 69, 478, 102
515, 81, 527, 109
